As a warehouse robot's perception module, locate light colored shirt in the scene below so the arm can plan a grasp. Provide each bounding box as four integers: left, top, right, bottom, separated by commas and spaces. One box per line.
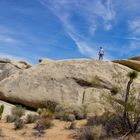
99, 48, 104, 55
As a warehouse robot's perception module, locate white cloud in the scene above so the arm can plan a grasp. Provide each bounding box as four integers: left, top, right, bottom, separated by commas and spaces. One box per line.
95, 0, 115, 21
38, 0, 140, 59
61, 18, 97, 58
128, 18, 140, 33
0, 35, 17, 44
39, 0, 115, 59
104, 24, 112, 31
89, 25, 97, 35
127, 18, 140, 52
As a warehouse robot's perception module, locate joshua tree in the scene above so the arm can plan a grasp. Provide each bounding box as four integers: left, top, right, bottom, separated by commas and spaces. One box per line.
123, 71, 138, 129
106, 70, 140, 135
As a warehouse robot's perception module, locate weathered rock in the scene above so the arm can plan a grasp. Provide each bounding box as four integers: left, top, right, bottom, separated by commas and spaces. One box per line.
0, 100, 36, 119
0, 59, 139, 110
11, 60, 31, 69
86, 103, 106, 116
0, 58, 11, 63
0, 58, 31, 81
0, 62, 21, 81
113, 59, 140, 72
0, 100, 15, 119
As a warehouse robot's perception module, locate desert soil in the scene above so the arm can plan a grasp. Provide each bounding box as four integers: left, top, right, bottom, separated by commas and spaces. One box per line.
0, 119, 86, 140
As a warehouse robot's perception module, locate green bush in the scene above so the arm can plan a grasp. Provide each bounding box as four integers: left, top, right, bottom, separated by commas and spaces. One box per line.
73, 106, 85, 119
75, 125, 105, 140
87, 113, 129, 137
43, 100, 58, 113
6, 115, 18, 123
37, 108, 54, 119
0, 105, 4, 119
34, 118, 53, 131
55, 104, 86, 121
65, 121, 76, 130
12, 105, 25, 118
105, 115, 128, 136
86, 112, 111, 126
55, 104, 70, 113
59, 112, 75, 121
25, 114, 39, 124
14, 118, 25, 130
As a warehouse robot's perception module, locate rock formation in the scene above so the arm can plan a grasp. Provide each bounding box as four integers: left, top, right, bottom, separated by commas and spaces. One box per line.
129, 56, 140, 61
0, 58, 31, 81
113, 56, 140, 72
0, 58, 139, 112
0, 100, 34, 119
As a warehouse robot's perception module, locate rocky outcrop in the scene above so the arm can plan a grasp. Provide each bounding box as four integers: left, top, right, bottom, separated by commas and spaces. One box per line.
0, 100, 15, 119
0, 58, 31, 81
0, 100, 34, 119
0, 62, 20, 81
0, 59, 139, 109
11, 60, 31, 69
129, 56, 140, 61
113, 59, 140, 72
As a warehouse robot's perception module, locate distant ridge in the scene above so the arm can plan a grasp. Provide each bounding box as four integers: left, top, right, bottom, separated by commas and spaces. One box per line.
129, 56, 140, 61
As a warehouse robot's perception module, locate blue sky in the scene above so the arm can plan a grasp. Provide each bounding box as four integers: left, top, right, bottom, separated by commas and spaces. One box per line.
0, 0, 140, 63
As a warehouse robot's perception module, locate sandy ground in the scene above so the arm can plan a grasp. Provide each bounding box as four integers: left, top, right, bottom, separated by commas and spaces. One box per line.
0, 119, 140, 140
0, 119, 86, 140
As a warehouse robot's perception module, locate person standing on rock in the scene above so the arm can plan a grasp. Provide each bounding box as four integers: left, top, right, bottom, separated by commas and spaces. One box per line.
98, 47, 104, 60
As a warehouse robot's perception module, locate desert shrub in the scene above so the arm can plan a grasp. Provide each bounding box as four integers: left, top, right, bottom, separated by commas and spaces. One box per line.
37, 108, 42, 115
86, 113, 129, 137
6, 115, 18, 123
105, 115, 128, 136
14, 118, 25, 130
76, 126, 94, 140
58, 112, 75, 121
12, 105, 25, 118
87, 115, 106, 127
103, 71, 140, 137
82, 105, 90, 118
75, 125, 105, 140
43, 100, 58, 113
25, 114, 39, 124
55, 105, 75, 121
73, 106, 85, 120
55, 104, 70, 113
0, 105, 4, 119
110, 86, 120, 95
34, 118, 53, 131
65, 121, 76, 130
37, 108, 54, 119
55, 104, 86, 121
86, 112, 112, 126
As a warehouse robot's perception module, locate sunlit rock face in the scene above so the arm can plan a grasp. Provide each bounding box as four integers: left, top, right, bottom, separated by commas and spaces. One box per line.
0, 58, 140, 115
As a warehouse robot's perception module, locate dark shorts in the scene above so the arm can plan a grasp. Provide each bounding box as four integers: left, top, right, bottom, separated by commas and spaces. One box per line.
99, 54, 104, 60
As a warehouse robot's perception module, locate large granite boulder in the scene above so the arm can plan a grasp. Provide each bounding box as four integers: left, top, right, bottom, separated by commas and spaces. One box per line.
0, 59, 138, 110
0, 100, 35, 119
113, 59, 140, 72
